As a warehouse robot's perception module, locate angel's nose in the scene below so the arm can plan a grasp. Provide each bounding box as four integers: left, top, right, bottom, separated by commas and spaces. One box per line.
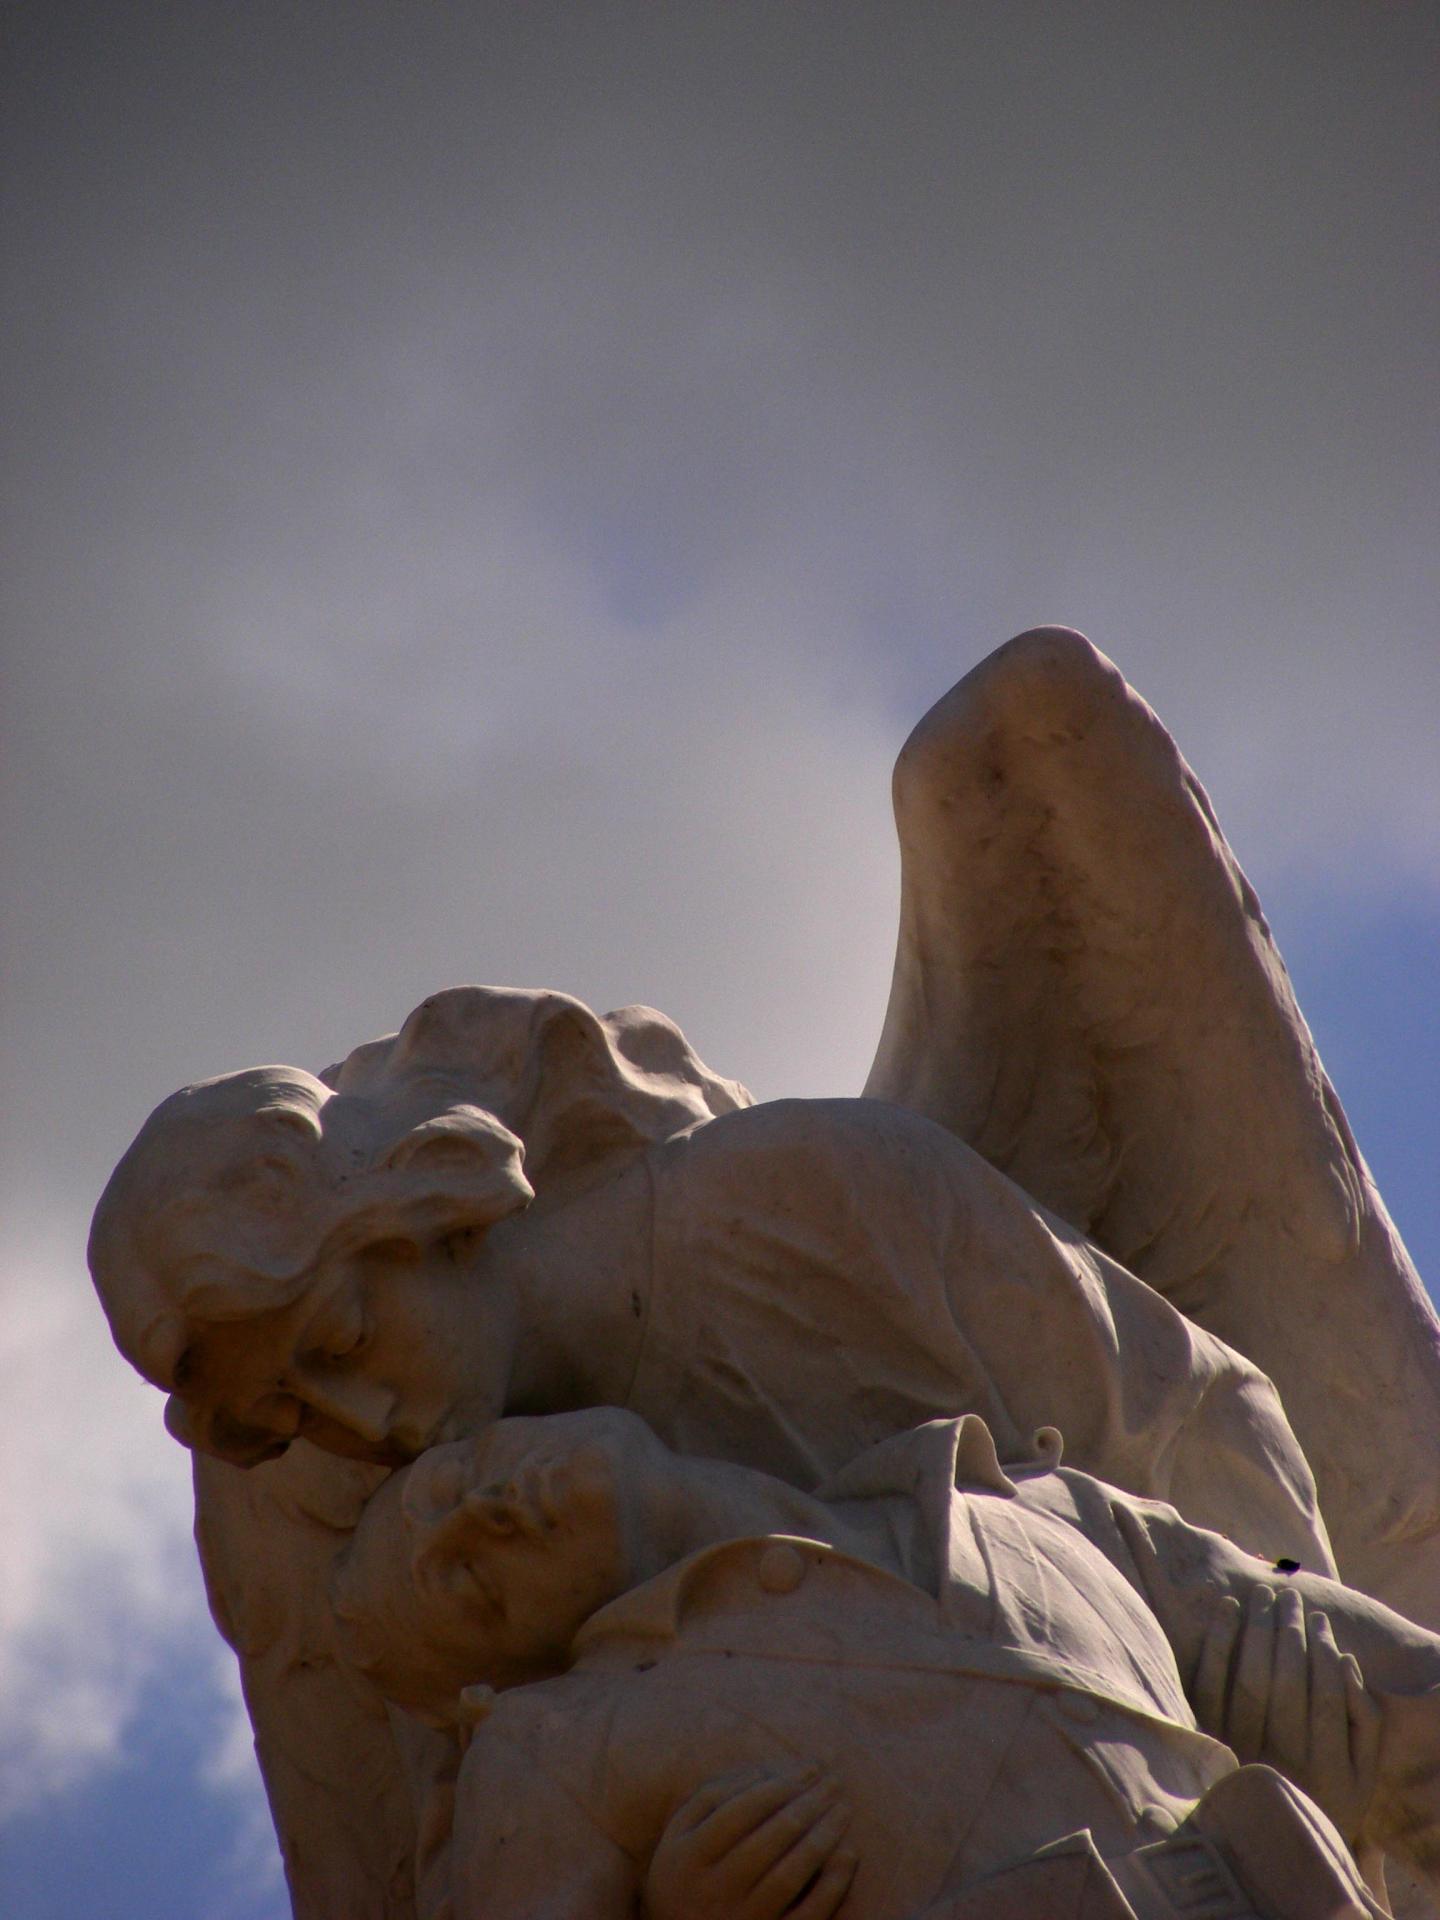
283, 1366, 397, 1447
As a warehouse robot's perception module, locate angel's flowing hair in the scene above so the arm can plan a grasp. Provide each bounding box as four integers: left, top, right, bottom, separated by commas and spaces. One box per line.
90, 987, 750, 1390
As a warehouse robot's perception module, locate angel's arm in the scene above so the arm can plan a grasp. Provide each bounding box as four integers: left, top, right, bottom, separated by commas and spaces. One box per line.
1105, 1488, 1440, 1883
866, 626, 1440, 1619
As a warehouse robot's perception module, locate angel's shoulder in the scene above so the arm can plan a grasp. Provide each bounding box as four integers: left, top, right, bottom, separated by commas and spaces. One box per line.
658, 1095, 975, 1192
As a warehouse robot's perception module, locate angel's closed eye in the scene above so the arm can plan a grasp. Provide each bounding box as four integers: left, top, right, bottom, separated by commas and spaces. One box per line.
310, 1325, 367, 1365
298, 1291, 370, 1365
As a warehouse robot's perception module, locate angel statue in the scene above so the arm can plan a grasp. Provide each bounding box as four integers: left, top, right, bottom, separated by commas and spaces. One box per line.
89, 630, 1440, 1918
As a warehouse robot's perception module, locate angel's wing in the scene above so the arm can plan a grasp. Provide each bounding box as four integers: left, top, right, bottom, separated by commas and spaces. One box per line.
865, 627, 1440, 1623
193, 1443, 422, 1918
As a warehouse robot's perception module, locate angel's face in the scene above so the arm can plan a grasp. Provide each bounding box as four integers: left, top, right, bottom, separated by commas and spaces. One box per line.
165, 1234, 522, 1468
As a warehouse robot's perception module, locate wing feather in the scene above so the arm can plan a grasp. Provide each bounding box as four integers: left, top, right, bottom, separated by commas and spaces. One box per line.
866, 628, 1440, 1618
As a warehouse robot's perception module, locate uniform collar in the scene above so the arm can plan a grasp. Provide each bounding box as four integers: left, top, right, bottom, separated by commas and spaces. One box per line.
572, 1415, 1041, 1656
570, 1530, 932, 1659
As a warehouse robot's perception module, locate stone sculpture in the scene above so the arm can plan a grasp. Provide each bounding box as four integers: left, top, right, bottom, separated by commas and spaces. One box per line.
89, 630, 1440, 1918
329, 1404, 1440, 1915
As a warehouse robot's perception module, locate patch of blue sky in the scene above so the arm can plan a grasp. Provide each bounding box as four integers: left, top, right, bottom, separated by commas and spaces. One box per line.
853, 578, 974, 725
0, 1667, 280, 1920
587, 517, 695, 629
1272, 891, 1440, 1301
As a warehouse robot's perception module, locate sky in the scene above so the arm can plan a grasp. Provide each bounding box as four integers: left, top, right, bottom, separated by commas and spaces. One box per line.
1, 4, 1436, 1915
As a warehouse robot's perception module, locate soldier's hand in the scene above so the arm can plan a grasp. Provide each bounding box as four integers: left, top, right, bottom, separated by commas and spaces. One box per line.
642, 1765, 857, 1920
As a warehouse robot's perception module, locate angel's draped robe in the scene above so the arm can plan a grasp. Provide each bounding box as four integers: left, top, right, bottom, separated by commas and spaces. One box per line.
502, 1096, 1332, 1571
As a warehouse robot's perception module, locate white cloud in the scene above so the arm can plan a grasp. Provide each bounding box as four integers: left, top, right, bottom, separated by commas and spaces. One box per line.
0, 1211, 259, 1827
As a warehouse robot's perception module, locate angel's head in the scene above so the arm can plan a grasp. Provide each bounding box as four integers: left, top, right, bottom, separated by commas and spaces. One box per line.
87, 1059, 532, 1465
89, 988, 749, 1467
331, 1407, 665, 1718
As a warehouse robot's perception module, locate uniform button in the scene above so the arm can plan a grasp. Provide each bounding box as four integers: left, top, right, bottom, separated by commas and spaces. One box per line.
1055, 1690, 1101, 1725
757, 1543, 808, 1594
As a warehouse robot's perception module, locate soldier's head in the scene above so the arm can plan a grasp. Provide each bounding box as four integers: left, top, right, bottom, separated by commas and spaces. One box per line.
331, 1407, 665, 1716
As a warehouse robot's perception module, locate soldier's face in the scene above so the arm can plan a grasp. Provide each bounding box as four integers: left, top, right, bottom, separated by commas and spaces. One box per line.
165, 1234, 521, 1468
408, 1413, 637, 1688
